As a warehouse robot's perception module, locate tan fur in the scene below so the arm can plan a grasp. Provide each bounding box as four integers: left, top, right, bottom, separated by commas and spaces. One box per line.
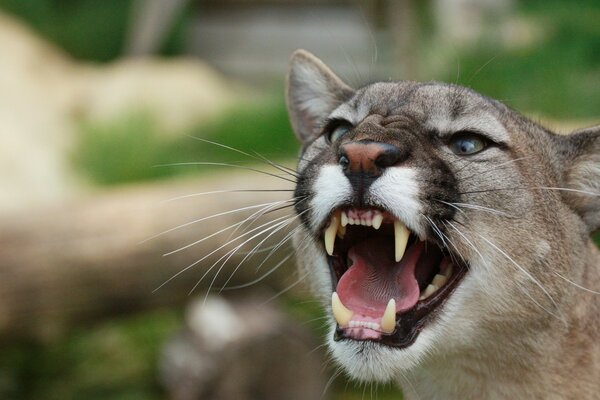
286, 50, 600, 399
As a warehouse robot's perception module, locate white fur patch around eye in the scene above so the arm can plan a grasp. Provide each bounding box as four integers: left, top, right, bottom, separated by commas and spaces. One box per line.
309, 165, 353, 230
368, 167, 423, 234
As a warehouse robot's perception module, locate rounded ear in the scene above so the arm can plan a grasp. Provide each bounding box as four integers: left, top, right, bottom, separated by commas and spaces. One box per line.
285, 49, 354, 143
561, 126, 600, 233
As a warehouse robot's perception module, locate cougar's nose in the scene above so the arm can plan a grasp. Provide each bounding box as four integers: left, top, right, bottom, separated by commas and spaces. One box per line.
338, 140, 402, 177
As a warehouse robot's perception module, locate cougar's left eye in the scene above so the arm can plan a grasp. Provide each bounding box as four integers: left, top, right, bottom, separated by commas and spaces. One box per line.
448, 132, 487, 155
327, 123, 352, 143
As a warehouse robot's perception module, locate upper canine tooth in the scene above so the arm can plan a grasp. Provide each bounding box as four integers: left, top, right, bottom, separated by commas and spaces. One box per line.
394, 220, 410, 262
341, 212, 348, 227
325, 212, 340, 255
332, 292, 353, 327
372, 214, 383, 229
380, 298, 396, 333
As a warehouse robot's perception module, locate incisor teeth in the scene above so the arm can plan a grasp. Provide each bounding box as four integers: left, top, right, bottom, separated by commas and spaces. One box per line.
380, 298, 396, 333
372, 214, 383, 230
394, 220, 410, 262
332, 292, 353, 327
432, 274, 447, 288
341, 212, 348, 227
324, 212, 340, 255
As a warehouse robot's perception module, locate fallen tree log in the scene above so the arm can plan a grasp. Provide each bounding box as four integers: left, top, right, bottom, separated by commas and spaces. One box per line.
0, 171, 296, 341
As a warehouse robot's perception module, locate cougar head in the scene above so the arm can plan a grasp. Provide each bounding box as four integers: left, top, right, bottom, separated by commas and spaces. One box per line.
285, 49, 600, 383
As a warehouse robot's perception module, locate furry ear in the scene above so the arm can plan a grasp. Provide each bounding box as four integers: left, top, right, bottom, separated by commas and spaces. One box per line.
561, 126, 600, 233
285, 49, 354, 143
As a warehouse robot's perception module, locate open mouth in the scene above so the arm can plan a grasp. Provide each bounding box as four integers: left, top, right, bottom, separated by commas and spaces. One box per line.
321, 207, 467, 348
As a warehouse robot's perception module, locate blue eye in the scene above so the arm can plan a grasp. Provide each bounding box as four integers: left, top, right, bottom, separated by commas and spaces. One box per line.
449, 133, 487, 155
328, 124, 351, 143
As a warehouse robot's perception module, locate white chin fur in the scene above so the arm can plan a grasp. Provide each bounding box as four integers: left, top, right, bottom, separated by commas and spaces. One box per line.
328, 324, 428, 383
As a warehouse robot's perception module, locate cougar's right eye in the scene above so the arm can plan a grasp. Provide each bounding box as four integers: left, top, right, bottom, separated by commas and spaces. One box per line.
326, 121, 352, 143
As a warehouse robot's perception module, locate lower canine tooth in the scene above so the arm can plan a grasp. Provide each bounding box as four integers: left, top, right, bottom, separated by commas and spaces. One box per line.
394, 220, 410, 262
324, 212, 339, 255
332, 292, 353, 327
380, 298, 396, 333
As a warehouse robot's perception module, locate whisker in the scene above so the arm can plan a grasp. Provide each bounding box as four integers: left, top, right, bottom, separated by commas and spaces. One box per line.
143, 199, 293, 244
220, 251, 295, 291
261, 270, 309, 306
474, 232, 564, 321
185, 135, 299, 178
191, 215, 298, 297
154, 161, 297, 184
163, 188, 295, 203
153, 214, 292, 292
553, 271, 600, 295
209, 211, 306, 296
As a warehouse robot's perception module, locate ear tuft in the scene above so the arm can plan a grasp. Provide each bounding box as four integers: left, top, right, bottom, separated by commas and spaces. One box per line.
562, 126, 600, 233
285, 49, 354, 143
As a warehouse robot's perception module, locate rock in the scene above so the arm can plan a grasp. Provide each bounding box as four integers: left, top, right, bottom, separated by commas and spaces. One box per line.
159, 296, 327, 400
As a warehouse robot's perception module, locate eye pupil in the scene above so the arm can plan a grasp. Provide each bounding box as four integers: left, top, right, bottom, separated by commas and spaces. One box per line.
449, 133, 486, 155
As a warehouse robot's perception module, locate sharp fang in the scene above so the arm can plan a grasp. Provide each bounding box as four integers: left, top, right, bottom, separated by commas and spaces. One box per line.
380, 298, 396, 333
372, 214, 383, 230
341, 212, 348, 227
422, 284, 438, 299
325, 212, 339, 255
394, 220, 410, 262
432, 274, 447, 287
332, 292, 353, 327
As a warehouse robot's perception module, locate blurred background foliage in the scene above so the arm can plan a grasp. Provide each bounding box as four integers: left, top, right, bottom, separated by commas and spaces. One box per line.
0, 0, 598, 399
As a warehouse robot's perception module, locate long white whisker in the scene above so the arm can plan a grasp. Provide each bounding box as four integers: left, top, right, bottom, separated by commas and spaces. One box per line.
474, 232, 564, 321
261, 270, 309, 306
553, 271, 600, 295
163, 188, 294, 203
190, 215, 296, 297
153, 214, 291, 292
155, 161, 296, 184
164, 200, 292, 255
185, 135, 298, 178
220, 251, 295, 291
535, 186, 600, 197
207, 211, 304, 297
143, 199, 293, 244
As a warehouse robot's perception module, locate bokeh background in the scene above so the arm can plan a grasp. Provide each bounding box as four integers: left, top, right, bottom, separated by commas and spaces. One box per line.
0, 1, 599, 399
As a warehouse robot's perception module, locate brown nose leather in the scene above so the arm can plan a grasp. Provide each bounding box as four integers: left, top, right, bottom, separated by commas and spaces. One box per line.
339, 140, 402, 177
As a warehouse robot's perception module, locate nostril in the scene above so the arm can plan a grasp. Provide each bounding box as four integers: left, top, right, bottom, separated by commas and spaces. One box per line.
339, 154, 350, 169
375, 145, 402, 169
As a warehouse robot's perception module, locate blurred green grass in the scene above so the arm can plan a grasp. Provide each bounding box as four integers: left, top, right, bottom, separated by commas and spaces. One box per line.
0, 309, 182, 400
0, 0, 188, 61
73, 98, 298, 186
445, 0, 600, 119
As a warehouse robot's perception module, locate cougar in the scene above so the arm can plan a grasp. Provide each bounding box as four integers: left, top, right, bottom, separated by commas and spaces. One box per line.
285, 49, 600, 399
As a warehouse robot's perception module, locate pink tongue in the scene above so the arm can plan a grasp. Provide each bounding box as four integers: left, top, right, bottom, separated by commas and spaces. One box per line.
336, 237, 423, 317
